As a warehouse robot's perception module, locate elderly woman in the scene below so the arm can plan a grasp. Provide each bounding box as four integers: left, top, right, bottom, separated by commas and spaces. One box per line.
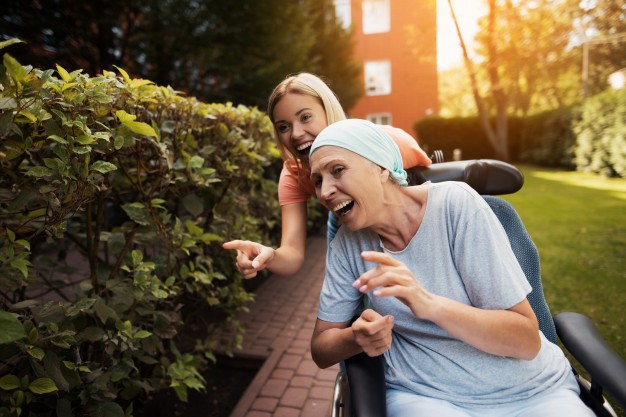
309, 119, 593, 417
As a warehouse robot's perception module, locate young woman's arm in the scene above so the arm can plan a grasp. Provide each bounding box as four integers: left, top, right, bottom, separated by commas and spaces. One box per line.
222, 202, 307, 277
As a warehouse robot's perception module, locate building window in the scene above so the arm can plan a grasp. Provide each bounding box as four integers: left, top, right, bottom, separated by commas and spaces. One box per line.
367, 113, 392, 126
365, 60, 391, 96
333, 0, 351, 30
362, 0, 390, 34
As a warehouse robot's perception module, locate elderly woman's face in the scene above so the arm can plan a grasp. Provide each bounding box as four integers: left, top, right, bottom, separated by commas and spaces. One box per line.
310, 146, 384, 231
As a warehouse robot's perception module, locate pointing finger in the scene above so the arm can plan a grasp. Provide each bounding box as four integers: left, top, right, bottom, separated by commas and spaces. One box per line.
361, 251, 402, 267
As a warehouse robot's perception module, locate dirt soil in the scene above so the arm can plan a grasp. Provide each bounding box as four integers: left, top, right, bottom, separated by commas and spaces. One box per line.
136, 355, 262, 417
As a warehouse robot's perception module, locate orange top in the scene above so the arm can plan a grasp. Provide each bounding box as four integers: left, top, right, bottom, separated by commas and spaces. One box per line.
278, 125, 423, 205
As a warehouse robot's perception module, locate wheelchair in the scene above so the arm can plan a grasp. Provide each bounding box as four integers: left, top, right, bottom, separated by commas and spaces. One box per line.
330, 159, 626, 417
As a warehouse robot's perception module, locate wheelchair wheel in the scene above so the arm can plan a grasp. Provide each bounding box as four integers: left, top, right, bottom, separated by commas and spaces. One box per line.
331, 371, 352, 417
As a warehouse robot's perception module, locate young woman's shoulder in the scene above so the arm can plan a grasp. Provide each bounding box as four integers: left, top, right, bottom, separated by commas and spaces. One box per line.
378, 125, 424, 169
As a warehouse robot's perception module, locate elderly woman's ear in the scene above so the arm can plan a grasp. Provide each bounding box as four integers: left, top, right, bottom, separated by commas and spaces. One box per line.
379, 167, 391, 183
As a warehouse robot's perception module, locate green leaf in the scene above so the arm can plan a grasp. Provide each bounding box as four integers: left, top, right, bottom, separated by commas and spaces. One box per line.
15, 239, 30, 250
122, 203, 150, 226
90, 160, 117, 174
27, 346, 45, 361
113, 134, 125, 150
44, 351, 70, 391
189, 155, 205, 169
131, 249, 143, 267
25, 166, 55, 178
199, 233, 222, 244
3, 53, 26, 82
72, 145, 91, 154
114, 65, 132, 84
0, 97, 18, 109
29, 377, 58, 394
0, 38, 25, 51
95, 298, 118, 324
56, 64, 71, 82
0, 311, 26, 343
182, 193, 204, 217
65, 298, 96, 317
81, 326, 105, 342
95, 401, 125, 417
48, 134, 69, 144
115, 109, 136, 123
124, 120, 157, 137
74, 134, 95, 145
10, 299, 39, 311
133, 330, 152, 339
10, 258, 31, 278
18, 109, 37, 122
0, 374, 20, 390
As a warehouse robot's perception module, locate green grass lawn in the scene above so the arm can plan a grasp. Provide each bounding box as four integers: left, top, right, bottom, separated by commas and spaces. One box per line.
502, 164, 626, 414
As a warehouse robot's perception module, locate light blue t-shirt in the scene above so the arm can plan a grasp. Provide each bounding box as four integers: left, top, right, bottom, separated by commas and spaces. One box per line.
318, 181, 575, 407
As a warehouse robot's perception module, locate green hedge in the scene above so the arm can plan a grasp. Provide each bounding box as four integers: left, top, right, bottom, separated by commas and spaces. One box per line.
414, 116, 525, 161
415, 93, 624, 178
518, 107, 577, 169
574, 88, 626, 177
0, 50, 281, 416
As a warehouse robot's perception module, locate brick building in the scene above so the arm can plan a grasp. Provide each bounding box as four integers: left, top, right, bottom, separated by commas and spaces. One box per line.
334, 0, 439, 136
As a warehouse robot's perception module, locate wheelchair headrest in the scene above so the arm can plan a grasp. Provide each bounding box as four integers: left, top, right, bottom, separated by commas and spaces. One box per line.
406, 159, 524, 195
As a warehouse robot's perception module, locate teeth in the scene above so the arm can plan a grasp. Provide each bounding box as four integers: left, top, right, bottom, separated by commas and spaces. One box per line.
297, 142, 313, 151
332, 200, 353, 213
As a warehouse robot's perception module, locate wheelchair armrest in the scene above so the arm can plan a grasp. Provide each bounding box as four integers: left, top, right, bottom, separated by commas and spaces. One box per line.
344, 352, 387, 417
554, 312, 626, 409
406, 159, 524, 195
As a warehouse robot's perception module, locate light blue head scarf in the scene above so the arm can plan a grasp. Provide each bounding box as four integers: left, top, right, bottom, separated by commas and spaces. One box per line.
309, 119, 408, 186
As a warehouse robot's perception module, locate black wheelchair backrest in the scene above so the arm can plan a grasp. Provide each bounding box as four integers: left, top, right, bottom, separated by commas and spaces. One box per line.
407, 159, 524, 195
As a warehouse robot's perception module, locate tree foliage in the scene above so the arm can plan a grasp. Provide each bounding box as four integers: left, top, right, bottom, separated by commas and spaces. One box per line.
443, 0, 625, 161
442, 0, 625, 118
0, 0, 362, 110
571, 0, 626, 97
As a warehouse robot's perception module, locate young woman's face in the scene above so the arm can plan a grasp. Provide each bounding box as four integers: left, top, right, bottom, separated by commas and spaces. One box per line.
310, 146, 384, 231
272, 93, 328, 163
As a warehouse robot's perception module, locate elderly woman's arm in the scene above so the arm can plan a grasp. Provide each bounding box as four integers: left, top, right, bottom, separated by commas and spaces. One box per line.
311, 310, 395, 369
356, 252, 541, 360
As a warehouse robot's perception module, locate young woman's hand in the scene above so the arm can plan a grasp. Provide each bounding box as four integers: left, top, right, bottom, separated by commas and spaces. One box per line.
222, 240, 275, 278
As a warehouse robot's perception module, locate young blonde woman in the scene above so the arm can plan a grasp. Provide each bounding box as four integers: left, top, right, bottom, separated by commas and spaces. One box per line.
223, 73, 431, 278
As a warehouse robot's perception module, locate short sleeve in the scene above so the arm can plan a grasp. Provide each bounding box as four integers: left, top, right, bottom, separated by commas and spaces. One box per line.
380, 125, 423, 169
317, 231, 365, 323
278, 163, 315, 205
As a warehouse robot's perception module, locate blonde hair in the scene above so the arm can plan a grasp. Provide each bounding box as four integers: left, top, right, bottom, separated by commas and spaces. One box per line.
268, 73, 346, 169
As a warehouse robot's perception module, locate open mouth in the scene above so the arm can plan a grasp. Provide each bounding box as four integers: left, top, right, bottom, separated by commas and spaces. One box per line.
296, 141, 313, 158
332, 200, 354, 217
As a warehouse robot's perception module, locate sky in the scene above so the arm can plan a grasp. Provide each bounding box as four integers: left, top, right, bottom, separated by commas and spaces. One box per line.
437, 0, 487, 70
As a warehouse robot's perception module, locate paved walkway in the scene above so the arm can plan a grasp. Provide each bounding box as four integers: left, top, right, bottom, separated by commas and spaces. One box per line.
228, 235, 339, 417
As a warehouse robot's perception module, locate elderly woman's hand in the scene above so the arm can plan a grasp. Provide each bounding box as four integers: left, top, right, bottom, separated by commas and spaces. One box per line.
222, 240, 275, 278
351, 309, 394, 357
354, 251, 434, 320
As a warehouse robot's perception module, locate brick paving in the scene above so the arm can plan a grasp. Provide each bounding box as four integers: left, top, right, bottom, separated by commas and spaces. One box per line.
227, 235, 339, 417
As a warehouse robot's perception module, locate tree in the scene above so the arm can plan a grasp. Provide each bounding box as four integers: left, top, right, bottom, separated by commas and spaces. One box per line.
572, 0, 626, 97
445, 0, 588, 160
306, 0, 362, 111
448, 0, 509, 161
0, 0, 363, 110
